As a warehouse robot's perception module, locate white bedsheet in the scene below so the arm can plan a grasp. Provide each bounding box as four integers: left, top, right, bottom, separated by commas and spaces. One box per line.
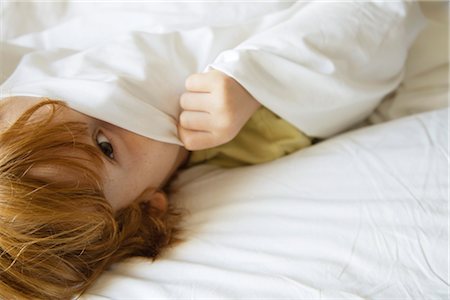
83, 107, 448, 299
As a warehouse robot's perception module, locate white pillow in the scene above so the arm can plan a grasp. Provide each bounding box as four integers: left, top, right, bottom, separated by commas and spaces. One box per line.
370, 1, 449, 123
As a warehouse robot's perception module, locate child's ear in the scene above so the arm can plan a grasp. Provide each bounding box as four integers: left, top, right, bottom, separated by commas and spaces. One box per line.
145, 191, 168, 217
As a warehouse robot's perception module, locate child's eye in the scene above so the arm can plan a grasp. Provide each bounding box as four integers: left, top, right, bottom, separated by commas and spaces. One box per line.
96, 132, 114, 159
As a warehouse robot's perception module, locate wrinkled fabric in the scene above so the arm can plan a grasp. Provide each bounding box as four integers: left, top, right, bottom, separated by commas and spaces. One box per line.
1, 2, 447, 299
1, 1, 425, 145
83, 108, 449, 299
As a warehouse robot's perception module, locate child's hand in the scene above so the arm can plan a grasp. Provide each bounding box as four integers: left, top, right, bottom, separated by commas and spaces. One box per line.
178, 70, 261, 150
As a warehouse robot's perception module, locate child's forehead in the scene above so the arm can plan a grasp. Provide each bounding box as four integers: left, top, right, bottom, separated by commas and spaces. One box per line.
0, 96, 47, 129
0, 96, 92, 133
26, 155, 100, 188
0, 97, 105, 188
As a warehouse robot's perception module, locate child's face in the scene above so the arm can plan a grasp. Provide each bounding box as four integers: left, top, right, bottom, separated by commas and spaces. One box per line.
1, 97, 189, 212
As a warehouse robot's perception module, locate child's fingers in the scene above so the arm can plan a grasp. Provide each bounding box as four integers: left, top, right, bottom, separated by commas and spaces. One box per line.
180, 92, 212, 112
179, 111, 212, 131
185, 73, 213, 92
178, 125, 215, 151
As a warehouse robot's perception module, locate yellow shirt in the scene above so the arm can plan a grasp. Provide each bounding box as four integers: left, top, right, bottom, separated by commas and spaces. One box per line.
188, 107, 311, 168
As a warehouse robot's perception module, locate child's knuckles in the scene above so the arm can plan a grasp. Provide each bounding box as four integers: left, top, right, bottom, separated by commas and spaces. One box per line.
215, 75, 234, 92
179, 111, 190, 128
185, 136, 210, 151
210, 69, 229, 82
179, 133, 190, 149
179, 93, 189, 108
184, 77, 191, 90
185, 73, 201, 89
180, 130, 203, 150
181, 132, 196, 150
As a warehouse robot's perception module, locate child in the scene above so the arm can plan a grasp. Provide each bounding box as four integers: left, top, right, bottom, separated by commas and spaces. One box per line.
0, 2, 425, 299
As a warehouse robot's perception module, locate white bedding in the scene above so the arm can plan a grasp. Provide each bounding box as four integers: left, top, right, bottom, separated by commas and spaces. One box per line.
83, 107, 449, 300
0, 1, 427, 144
1, 1, 448, 299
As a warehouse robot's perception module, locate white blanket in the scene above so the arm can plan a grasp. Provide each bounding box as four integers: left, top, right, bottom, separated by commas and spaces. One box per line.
1, 1, 425, 144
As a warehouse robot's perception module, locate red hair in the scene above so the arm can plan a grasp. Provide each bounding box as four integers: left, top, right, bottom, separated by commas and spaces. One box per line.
0, 99, 182, 299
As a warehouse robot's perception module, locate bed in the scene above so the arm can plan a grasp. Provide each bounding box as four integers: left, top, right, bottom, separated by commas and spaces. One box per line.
1, 2, 448, 299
